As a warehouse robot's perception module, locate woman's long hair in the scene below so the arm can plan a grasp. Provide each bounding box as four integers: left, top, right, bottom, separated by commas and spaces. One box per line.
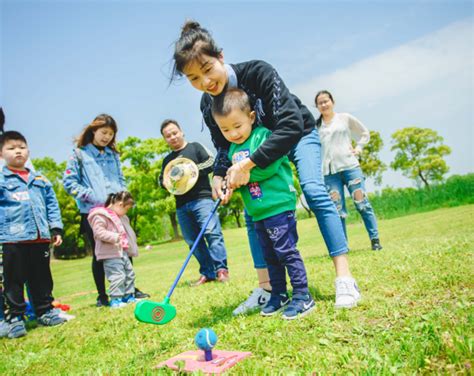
75, 114, 119, 152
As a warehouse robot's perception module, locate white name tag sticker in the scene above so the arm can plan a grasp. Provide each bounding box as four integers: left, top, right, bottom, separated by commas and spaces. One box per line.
12, 191, 30, 201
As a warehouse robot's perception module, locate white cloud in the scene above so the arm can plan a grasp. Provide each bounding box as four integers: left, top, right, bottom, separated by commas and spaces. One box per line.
293, 18, 474, 114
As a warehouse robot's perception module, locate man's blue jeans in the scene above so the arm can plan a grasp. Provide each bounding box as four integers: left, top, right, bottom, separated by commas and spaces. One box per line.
176, 198, 228, 279
324, 167, 379, 240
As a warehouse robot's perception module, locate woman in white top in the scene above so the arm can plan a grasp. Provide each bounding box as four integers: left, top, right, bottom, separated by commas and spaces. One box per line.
315, 90, 382, 250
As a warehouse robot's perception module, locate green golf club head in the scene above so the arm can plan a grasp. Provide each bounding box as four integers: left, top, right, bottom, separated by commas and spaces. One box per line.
134, 297, 177, 325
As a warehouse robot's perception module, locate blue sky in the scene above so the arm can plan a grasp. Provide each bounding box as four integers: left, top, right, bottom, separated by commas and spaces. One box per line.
1, 0, 473, 191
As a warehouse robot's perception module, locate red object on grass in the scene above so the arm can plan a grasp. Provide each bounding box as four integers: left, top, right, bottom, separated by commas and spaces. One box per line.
156, 350, 251, 374
52, 301, 71, 311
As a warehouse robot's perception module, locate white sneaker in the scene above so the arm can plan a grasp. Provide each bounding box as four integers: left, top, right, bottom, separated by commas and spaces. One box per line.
232, 288, 271, 316
0, 320, 9, 338
335, 277, 361, 309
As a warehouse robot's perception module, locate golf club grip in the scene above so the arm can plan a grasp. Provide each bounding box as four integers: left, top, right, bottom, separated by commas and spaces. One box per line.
166, 198, 222, 298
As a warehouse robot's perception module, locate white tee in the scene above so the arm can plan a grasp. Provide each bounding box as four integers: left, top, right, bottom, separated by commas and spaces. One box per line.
319, 113, 370, 176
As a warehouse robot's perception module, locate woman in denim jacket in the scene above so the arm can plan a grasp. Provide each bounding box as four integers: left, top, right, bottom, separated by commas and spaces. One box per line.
63, 114, 149, 307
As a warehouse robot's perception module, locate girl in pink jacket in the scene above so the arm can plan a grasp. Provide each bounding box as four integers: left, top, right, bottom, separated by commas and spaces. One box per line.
88, 192, 138, 309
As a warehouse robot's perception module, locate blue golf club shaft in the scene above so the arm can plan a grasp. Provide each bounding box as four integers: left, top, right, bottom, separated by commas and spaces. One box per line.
165, 198, 221, 299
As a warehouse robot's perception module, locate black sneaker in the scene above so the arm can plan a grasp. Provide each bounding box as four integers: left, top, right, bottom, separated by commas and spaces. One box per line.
260, 293, 289, 317
96, 297, 109, 307
134, 288, 150, 299
371, 238, 383, 251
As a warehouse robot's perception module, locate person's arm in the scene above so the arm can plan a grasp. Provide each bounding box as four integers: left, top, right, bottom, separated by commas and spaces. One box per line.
43, 179, 64, 245
44, 183, 63, 229
62, 150, 98, 203
194, 143, 215, 177
200, 95, 232, 177
237, 127, 284, 183
158, 155, 169, 190
114, 152, 126, 190
347, 114, 370, 154
89, 215, 120, 244
249, 158, 284, 182
240, 60, 305, 169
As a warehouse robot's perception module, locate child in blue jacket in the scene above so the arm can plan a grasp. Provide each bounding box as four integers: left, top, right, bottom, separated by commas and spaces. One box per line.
0, 131, 65, 339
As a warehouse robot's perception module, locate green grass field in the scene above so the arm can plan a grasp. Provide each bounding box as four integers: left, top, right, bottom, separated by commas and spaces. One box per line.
2, 205, 473, 375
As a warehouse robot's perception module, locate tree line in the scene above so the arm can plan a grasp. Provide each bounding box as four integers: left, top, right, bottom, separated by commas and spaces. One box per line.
32, 126, 451, 256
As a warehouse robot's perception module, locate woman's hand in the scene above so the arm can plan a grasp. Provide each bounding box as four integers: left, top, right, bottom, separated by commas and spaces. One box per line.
226, 158, 256, 190
351, 146, 362, 158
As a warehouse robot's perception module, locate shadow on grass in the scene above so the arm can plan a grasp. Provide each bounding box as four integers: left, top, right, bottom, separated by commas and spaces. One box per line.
309, 286, 334, 302
190, 303, 237, 328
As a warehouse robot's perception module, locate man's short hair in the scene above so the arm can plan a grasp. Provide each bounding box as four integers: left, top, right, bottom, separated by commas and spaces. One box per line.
160, 119, 181, 135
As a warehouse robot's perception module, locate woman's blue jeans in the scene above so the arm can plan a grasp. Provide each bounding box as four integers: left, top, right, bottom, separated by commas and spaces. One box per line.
244, 128, 348, 267
324, 166, 379, 241
176, 198, 228, 279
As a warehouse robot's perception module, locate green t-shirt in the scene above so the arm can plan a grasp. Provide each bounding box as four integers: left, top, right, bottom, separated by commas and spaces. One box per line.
228, 126, 296, 221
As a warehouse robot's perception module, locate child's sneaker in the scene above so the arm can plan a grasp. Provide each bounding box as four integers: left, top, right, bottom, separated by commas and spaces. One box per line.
233, 288, 271, 316
38, 309, 67, 326
122, 294, 136, 304
8, 317, 27, 339
134, 288, 150, 299
335, 277, 361, 308
109, 298, 127, 309
282, 293, 316, 320
260, 293, 289, 317
0, 319, 10, 338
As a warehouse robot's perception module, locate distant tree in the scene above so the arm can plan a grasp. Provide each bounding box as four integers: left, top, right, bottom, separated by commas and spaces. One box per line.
32, 157, 84, 258
390, 127, 451, 188
118, 137, 180, 241
354, 130, 387, 186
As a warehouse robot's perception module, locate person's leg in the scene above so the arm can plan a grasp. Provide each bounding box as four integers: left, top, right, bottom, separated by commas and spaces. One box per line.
342, 167, 381, 244
2, 244, 27, 319
261, 212, 309, 296
2, 244, 28, 338
26, 243, 54, 317
123, 254, 136, 297
255, 218, 290, 317
103, 258, 126, 308
255, 219, 287, 296
27, 244, 65, 326
289, 129, 350, 271
324, 173, 348, 240
176, 203, 216, 281
0, 245, 5, 321
244, 210, 271, 290
231, 211, 272, 316
128, 258, 150, 299
82, 214, 108, 304
191, 199, 228, 276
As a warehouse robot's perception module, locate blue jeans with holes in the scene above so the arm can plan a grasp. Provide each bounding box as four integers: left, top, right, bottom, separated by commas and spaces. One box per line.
176, 198, 228, 279
288, 128, 348, 257
255, 211, 309, 295
324, 167, 379, 240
